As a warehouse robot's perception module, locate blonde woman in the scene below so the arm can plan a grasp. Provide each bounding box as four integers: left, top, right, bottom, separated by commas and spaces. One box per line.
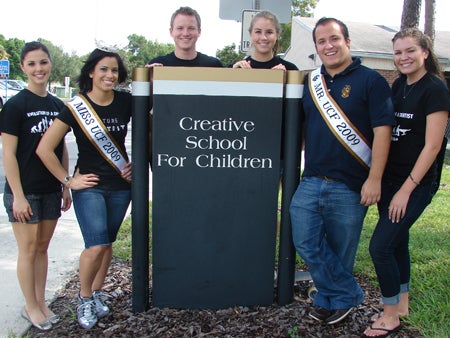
231, 11, 298, 71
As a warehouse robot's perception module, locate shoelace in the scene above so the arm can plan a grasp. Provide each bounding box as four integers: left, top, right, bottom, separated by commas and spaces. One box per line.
78, 301, 95, 318
93, 291, 112, 301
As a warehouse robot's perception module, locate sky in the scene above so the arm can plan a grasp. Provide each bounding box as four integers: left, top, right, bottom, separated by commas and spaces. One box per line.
1, 0, 449, 57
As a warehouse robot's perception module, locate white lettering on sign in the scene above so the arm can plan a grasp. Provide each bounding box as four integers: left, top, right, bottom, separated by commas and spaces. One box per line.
155, 114, 275, 170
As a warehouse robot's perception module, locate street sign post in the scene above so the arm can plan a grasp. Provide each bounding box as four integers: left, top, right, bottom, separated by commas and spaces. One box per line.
219, 0, 291, 23
240, 10, 259, 53
0, 60, 10, 76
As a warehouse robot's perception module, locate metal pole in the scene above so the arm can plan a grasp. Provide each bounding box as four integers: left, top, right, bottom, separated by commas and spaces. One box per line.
131, 67, 151, 312
277, 70, 304, 305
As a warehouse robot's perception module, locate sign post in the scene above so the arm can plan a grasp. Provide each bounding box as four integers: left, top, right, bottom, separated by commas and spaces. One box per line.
240, 10, 259, 53
0, 60, 10, 101
0, 60, 9, 77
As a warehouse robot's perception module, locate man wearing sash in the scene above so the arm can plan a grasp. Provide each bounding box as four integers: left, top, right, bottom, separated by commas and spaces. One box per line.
289, 17, 394, 324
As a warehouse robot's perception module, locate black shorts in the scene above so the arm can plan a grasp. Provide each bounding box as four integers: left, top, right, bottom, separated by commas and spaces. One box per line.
3, 191, 62, 223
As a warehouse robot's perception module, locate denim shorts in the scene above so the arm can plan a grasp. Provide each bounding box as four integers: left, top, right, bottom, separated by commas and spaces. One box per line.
72, 188, 130, 248
3, 191, 62, 223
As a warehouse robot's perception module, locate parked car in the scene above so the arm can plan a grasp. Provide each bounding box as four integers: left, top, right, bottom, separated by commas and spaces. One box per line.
7, 79, 28, 90
0, 79, 27, 90
0, 82, 20, 109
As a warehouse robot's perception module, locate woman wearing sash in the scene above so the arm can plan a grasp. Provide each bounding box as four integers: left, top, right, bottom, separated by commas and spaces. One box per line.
363, 28, 450, 338
37, 47, 132, 330
0, 41, 71, 331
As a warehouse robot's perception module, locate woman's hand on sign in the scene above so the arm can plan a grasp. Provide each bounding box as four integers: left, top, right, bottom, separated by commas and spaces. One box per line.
271, 63, 286, 71
233, 60, 252, 69
145, 63, 163, 68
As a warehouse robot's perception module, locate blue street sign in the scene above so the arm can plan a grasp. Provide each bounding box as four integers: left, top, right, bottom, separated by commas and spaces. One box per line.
0, 60, 10, 75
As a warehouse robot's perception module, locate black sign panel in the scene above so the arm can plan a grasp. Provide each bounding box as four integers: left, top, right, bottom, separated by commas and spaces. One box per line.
152, 68, 285, 308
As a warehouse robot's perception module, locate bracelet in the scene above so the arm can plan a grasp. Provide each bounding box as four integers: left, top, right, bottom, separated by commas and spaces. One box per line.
409, 173, 420, 186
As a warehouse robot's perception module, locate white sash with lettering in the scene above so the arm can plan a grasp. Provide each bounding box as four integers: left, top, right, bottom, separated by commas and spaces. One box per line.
66, 94, 128, 174
309, 68, 372, 169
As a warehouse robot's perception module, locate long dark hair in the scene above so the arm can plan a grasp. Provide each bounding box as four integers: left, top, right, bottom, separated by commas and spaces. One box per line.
77, 48, 128, 93
392, 27, 443, 79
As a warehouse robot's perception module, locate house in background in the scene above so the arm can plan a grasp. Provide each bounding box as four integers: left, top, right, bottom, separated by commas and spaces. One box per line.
284, 17, 450, 86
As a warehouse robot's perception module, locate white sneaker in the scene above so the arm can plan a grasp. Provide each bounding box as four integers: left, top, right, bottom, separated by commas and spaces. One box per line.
77, 294, 98, 329
92, 290, 110, 318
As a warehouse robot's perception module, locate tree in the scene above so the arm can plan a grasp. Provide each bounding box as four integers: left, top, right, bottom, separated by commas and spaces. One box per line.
401, 0, 436, 44
424, 0, 436, 41
215, 43, 245, 67
401, 0, 422, 29
1, 38, 25, 79
291, 0, 319, 16
38, 39, 83, 89
126, 34, 174, 71
0, 44, 8, 60
279, 0, 319, 52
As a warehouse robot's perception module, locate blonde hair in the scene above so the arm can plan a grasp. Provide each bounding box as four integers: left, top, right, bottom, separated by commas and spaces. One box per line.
248, 11, 281, 54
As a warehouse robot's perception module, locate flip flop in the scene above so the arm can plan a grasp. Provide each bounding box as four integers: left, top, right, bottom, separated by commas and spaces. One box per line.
361, 323, 402, 338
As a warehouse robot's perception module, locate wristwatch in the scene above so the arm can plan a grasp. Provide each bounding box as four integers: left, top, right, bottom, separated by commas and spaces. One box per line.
64, 176, 72, 187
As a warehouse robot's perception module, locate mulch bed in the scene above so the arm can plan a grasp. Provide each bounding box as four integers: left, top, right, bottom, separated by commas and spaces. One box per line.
27, 258, 424, 337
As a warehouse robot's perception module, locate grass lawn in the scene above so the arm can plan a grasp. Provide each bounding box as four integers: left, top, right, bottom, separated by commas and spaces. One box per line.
114, 154, 450, 338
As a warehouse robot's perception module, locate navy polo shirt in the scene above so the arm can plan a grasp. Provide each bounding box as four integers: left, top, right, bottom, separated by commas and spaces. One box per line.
301, 57, 395, 192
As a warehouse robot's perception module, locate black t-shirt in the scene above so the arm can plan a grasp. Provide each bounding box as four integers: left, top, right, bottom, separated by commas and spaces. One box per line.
0, 89, 65, 194
385, 73, 450, 184
57, 91, 132, 190
229, 56, 298, 163
148, 52, 223, 67
230, 56, 298, 70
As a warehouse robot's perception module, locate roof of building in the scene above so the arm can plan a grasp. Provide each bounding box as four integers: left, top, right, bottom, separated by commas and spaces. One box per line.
285, 17, 450, 72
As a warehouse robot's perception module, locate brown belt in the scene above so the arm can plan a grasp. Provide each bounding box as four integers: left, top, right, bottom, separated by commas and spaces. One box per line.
316, 175, 341, 182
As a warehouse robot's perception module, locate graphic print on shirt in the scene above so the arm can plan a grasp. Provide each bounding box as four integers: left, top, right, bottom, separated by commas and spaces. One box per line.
102, 117, 127, 132
28, 110, 59, 135
392, 111, 414, 141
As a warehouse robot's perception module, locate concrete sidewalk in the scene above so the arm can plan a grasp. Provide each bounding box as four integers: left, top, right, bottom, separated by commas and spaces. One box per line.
0, 200, 83, 337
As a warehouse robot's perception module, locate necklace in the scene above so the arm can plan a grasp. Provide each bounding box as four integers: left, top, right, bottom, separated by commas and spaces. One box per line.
403, 82, 417, 99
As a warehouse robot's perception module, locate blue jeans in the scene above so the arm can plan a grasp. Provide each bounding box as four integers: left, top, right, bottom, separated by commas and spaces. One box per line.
369, 180, 435, 305
289, 176, 367, 310
72, 188, 131, 248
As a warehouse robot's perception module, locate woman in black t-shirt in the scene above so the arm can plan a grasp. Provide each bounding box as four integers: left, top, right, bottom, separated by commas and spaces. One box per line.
231, 11, 298, 176
363, 28, 450, 338
231, 11, 298, 71
0, 42, 70, 331
37, 47, 132, 330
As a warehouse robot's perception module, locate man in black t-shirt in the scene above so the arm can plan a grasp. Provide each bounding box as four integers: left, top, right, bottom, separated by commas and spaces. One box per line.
146, 6, 222, 165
